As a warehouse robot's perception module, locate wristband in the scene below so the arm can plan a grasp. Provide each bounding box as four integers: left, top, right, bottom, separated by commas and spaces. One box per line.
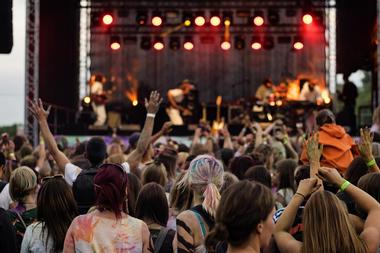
147, 113, 156, 118
295, 192, 305, 199
340, 180, 351, 192
367, 159, 376, 167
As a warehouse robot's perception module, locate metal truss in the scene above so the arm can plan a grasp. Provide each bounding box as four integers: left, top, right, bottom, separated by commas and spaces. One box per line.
25, 0, 40, 145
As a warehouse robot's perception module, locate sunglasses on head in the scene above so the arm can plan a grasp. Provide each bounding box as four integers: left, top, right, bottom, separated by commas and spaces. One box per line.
41, 174, 64, 183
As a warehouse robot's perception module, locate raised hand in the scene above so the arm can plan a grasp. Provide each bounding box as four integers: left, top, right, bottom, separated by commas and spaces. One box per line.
145, 91, 163, 114
306, 132, 323, 164
296, 178, 320, 198
317, 167, 345, 186
358, 127, 374, 162
160, 121, 173, 135
29, 99, 51, 122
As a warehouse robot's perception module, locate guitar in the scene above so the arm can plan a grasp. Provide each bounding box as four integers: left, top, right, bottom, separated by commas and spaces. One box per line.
212, 96, 225, 132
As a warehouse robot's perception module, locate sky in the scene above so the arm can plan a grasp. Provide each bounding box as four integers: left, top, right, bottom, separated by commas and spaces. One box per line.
0, 0, 25, 126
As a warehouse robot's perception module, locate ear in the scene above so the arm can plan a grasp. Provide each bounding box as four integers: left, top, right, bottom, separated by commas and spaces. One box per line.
256, 222, 264, 235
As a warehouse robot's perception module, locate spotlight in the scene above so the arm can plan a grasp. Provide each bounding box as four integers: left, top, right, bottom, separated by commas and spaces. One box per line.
252, 10, 264, 26
234, 35, 245, 50
136, 10, 148, 25
223, 11, 233, 26
110, 36, 121, 50
140, 36, 151, 50
83, 96, 91, 104
267, 10, 280, 25
132, 100, 138, 106
194, 12, 206, 27
210, 12, 221, 26
151, 11, 163, 26
183, 11, 193, 27
251, 36, 262, 50
153, 37, 164, 51
293, 36, 304, 50
102, 14, 114, 25
183, 36, 194, 50
263, 36, 274, 50
302, 13, 313, 25
221, 38, 231, 50
169, 37, 181, 50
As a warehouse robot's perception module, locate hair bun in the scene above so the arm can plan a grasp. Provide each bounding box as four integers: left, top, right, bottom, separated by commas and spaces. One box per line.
214, 222, 229, 240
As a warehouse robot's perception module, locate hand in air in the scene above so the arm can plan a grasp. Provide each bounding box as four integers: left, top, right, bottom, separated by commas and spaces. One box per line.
29, 99, 51, 122
306, 132, 323, 164
358, 127, 374, 162
145, 91, 163, 114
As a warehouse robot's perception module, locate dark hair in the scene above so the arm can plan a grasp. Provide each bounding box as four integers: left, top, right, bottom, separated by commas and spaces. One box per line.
135, 183, 169, 226
86, 137, 107, 166
157, 148, 178, 179
13, 135, 27, 152
19, 144, 33, 159
357, 173, 380, 203
126, 173, 142, 217
94, 164, 128, 218
228, 155, 255, 180
141, 160, 167, 187
0, 151, 6, 167
294, 165, 310, 186
205, 181, 274, 250
216, 148, 235, 169
178, 144, 190, 153
70, 141, 88, 158
94, 74, 103, 82
344, 157, 368, 186
316, 109, 336, 127
276, 159, 297, 191
37, 177, 77, 252
71, 156, 91, 171
20, 155, 37, 170
245, 165, 271, 188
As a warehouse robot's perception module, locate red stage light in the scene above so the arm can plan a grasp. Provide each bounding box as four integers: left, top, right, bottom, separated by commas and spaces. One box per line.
210, 16, 221, 26
184, 42, 194, 50
302, 14, 313, 25
102, 14, 113, 25
251, 42, 262, 50
153, 42, 164, 51
152, 16, 163, 26
293, 41, 304, 50
110, 42, 120, 50
194, 16, 206, 26
253, 16, 264, 26
221, 41, 231, 50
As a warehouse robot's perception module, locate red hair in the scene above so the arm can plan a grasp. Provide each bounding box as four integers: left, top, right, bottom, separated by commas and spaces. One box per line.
94, 163, 128, 218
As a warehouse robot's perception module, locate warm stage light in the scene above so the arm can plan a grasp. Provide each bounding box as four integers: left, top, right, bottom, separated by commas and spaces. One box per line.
83, 96, 91, 104
195, 16, 206, 26
302, 14, 313, 25
132, 100, 138, 106
110, 42, 120, 50
253, 16, 264, 26
152, 16, 163, 26
102, 14, 113, 25
210, 16, 221, 26
224, 19, 231, 26
221, 41, 231, 50
184, 20, 191, 26
184, 42, 194, 50
153, 42, 164, 50
293, 41, 304, 50
251, 42, 262, 50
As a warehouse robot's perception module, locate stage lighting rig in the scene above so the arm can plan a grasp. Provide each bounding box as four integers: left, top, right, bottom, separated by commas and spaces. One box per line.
136, 10, 148, 25
194, 12, 206, 27
110, 36, 121, 50
252, 10, 264, 26
223, 11, 233, 26
151, 11, 163, 26
184, 36, 194, 50
293, 36, 304, 50
182, 11, 193, 27
153, 37, 164, 50
210, 11, 221, 26
221, 38, 231, 50
251, 36, 262, 50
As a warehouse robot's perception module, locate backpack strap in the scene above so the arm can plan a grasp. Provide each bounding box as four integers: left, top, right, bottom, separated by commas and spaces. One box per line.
154, 227, 169, 253
192, 210, 207, 239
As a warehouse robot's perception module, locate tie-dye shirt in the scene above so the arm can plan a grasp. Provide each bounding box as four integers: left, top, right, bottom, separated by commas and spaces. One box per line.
63, 210, 146, 253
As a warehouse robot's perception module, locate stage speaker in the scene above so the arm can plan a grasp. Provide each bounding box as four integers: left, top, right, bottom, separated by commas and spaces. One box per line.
0, 0, 13, 54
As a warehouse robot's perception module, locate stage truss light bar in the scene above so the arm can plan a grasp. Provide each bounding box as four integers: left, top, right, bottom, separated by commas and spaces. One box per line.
110, 36, 121, 50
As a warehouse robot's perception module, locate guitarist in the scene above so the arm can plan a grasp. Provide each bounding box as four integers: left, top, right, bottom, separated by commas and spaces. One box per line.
167, 80, 194, 125
90, 74, 107, 126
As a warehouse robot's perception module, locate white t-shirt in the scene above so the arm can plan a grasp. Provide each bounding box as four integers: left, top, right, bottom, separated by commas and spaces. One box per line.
168, 89, 184, 103
300, 83, 321, 103
91, 81, 103, 95
0, 184, 12, 210
21, 222, 58, 253
64, 162, 131, 186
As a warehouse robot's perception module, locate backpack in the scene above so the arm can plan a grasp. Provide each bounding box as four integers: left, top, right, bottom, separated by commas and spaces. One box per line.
72, 167, 98, 214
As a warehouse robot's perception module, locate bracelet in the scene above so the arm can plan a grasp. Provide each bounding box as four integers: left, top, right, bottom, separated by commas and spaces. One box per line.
367, 159, 376, 167
340, 180, 351, 192
147, 113, 156, 118
295, 192, 306, 199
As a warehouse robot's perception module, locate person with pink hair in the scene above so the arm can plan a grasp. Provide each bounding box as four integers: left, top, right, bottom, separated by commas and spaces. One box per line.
176, 155, 224, 253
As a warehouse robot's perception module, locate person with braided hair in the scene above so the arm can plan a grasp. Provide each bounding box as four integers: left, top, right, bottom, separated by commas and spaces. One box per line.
176, 155, 224, 253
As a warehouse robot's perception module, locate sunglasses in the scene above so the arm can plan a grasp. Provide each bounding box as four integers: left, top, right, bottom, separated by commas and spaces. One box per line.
41, 174, 64, 183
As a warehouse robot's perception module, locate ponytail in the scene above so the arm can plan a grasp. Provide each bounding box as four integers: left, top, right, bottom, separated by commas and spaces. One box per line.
203, 182, 221, 217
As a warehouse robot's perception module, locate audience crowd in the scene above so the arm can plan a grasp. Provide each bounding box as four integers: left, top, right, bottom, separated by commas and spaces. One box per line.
1, 91, 380, 253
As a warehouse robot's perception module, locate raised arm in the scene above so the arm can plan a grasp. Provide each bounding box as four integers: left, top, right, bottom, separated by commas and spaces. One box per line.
306, 132, 324, 188
29, 99, 70, 172
150, 121, 172, 144
358, 128, 380, 173
126, 91, 162, 170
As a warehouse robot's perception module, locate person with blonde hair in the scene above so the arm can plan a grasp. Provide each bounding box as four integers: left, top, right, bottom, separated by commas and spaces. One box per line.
274, 168, 380, 253
6, 166, 38, 248
176, 155, 224, 253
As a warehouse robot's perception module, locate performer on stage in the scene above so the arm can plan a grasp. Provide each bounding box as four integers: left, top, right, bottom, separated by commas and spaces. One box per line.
90, 74, 107, 126
167, 80, 194, 125
255, 79, 274, 103
299, 81, 322, 103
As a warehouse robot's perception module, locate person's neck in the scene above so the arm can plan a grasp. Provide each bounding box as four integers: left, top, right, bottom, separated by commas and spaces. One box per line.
193, 192, 203, 206
227, 237, 261, 253
23, 195, 37, 210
